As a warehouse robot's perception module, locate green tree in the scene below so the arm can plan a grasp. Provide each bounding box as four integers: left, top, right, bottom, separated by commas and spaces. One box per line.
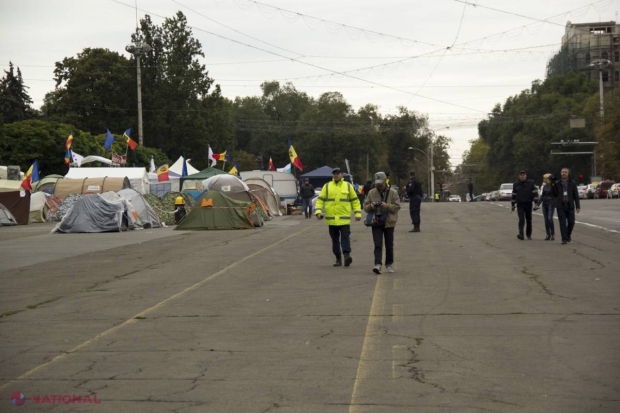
41, 48, 135, 133
0, 62, 34, 124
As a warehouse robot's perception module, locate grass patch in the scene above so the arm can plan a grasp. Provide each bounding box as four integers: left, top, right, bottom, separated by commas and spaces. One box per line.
1, 310, 23, 318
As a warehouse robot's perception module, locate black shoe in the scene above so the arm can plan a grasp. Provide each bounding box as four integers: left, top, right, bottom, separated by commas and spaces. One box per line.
409, 228, 420, 233
567, 237, 571, 242
551, 235, 555, 241
561, 240, 567, 245
333, 258, 342, 267
544, 235, 550, 240
517, 234, 524, 240
527, 236, 532, 240
344, 254, 353, 267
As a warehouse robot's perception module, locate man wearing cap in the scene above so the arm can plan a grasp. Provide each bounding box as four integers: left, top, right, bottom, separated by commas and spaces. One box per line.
406, 170, 423, 232
364, 171, 401, 274
511, 170, 539, 240
299, 178, 315, 219
315, 167, 362, 267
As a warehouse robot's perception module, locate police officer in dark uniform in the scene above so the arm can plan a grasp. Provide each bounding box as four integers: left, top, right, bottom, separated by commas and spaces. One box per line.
406, 170, 423, 232
511, 170, 539, 240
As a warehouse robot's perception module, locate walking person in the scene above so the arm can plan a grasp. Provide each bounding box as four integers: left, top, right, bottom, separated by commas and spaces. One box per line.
315, 167, 362, 266
551, 168, 580, 245
535, 173, 556, 241
467, 178, 474, 202
406, 170, 423, 232
364, 172, 401, 274
299, 178, 315, 219
511, 170, 539, 240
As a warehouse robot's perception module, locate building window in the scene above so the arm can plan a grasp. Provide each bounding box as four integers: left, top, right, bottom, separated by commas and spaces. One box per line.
615, 51, 619, 62
615, 71, 620, 82
602, 71, 609, 82
602, 51, 609, 60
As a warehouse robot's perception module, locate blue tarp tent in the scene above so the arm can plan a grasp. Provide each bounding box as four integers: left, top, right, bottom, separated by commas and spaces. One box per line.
299, 166, 352, 190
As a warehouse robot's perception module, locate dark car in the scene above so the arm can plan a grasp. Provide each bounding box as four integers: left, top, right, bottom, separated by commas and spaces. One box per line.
594, 180, 616, 199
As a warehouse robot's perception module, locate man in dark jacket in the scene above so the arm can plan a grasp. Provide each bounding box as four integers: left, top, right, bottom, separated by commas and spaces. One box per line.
406, 170, 423, 232
551, 168, 580, 245
467, 178, 474, 202
511, 170, 539, 240
299, 178, 315, 219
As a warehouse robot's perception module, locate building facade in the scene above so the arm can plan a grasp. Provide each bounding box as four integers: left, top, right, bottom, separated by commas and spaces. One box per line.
547, 21, 619, 89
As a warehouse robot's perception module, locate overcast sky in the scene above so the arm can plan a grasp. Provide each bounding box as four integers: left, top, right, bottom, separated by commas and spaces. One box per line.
1, 0, 617, 166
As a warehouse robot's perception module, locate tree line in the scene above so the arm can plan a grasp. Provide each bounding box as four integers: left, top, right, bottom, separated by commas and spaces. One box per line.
0, 10, 452, 189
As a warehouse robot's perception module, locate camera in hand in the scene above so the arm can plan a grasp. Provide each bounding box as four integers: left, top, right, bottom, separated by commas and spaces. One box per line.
373, 202, 383, 216
548, 174, 558, 183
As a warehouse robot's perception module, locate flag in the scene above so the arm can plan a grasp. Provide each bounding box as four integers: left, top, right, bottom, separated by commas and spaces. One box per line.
21, 160, 40, 190
65, 133, 73, 151
208, 146, 216, 166
225, 152, 232, 164
268, 157, 275, 171
149, 156, 156, 173
228, 162, 239, 176
287, 139, 303, 171
104, 129, 115, 151
277, 163, 292, 173
64, 148, 73, 167
182, 150, 188, 177
157, 164, 170, 182
124, 129, 137, 150
212, 149, 227, 161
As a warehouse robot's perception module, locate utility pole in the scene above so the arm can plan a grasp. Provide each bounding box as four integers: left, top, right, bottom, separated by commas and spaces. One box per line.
588, 58, 611, 177
126, 39, 152, 148
430, 126, 449, 199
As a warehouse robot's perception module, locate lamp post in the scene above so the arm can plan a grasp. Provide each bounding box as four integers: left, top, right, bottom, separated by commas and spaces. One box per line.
408, 147, 431, 197
429, 126, 450, 199
125, 40, 152, 148
587, 58, 610, 176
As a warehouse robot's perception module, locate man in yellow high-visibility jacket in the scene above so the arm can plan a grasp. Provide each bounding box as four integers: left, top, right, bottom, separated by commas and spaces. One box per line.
315, 167, 362, 267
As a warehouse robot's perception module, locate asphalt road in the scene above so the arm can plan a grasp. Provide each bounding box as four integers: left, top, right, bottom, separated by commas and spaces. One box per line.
0, 202, 619, 412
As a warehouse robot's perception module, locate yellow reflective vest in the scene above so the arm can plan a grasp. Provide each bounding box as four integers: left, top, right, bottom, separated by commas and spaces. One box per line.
315, 179, 362, 226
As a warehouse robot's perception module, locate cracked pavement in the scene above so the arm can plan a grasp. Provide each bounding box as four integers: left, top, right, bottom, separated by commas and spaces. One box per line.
0, 201, 619, 412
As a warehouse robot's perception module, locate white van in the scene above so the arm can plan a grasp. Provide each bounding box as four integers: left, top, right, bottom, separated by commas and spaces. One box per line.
239, 171, 299, 205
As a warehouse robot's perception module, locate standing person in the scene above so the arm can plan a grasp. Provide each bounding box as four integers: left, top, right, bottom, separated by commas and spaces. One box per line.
551, 168, 580, 245
315, 167, 362, 266
511, 170, 539, 240
363, 180, 373, 197
467, 178, 474, 202
299, 178, 315, 219
535, 174, 556, 241
406, 170, 423, 232
364, 172, 401, 274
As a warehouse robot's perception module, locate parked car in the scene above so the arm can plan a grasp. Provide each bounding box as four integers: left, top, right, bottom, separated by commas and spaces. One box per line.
586, 184, 598, 199
474, 194, 486, 202
594, 180, 616, 199
577, 185, 587, 199
610, 183, 620, 199
448, 195, 462, 202
497, 183, 513, 201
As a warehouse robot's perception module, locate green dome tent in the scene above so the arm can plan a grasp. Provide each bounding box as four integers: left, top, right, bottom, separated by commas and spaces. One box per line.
174, 191, 255, 230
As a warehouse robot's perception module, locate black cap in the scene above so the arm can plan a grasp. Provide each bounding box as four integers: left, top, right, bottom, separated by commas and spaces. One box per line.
519, 170, 526, 174
332, 167, 342, 173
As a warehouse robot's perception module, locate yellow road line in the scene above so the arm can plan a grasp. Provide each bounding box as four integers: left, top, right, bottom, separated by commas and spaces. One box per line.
348, 274, 388, 413
0, 224, 314, 390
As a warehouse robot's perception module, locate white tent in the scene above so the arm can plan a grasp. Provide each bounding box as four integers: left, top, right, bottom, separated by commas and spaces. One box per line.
202, 174, 249, 192
147, 156, 199, 194
65, 167, 149, 194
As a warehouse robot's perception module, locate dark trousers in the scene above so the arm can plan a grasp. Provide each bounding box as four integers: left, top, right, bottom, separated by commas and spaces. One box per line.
301, 198, 312, 217
542, 203, 555, 236
469, 190, 474, 201
328, 225, 351, 258
517, 203, 532, 237
557, 204, 575, 242
372, 226, 394, 266
409, 196, 422, 228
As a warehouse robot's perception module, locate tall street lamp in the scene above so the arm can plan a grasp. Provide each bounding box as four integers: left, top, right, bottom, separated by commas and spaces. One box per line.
588, 58, 611, 119
408, 147, 431, 196
126, 40, 152, 148
429, 126, 450, 199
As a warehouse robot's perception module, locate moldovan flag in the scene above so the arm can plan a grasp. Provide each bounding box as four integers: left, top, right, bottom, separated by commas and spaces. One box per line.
212, 150, 227, 161
287, 139, 303, 171
21, 160, 40, 190
228, 162, 239, 176
65, 133, 73, 151
157, 164, 170, 182
124, 129, 138, 150
64, 133, 74, 166
268, 157, 275, 171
